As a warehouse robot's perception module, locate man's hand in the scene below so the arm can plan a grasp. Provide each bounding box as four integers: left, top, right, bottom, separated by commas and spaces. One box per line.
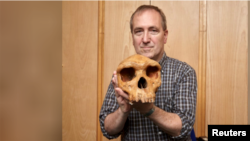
104, 71, 132, 135
132, 101, 154, 115
112, 71, 132, 114
112, 71, 154, 114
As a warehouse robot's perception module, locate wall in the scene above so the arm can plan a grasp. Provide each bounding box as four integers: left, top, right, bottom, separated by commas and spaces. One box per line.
206, 1, 248, 136
248, 0, 250, 126
206, 1, 248, 123
62, 1, 98, 141
62, 1, 248, 140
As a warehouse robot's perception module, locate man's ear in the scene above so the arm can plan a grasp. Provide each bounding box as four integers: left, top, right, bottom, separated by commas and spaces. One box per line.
163, 30, 168, 43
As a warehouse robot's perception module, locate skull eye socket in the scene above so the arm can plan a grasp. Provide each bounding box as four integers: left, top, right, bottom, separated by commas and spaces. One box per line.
146, 66, 159, 79
120, 67, 135, 82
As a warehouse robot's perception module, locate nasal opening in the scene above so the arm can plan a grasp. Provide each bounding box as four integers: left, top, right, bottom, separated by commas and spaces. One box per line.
138, 77, 147, 89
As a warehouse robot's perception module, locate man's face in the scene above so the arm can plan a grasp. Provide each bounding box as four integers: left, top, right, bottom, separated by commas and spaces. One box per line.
132, 9, 168, 62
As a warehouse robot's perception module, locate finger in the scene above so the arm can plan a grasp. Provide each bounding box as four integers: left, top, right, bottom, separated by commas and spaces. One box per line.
112, 71, 118, 88
112, 78, 117, 89
117, 96, 130, 106
114, 88, 120, 97
113, 71, 117, 76
112, 78, 117, 88
113, 71, 118, 84
113, 75, 118, 87
115, 92, 128, 105
115, 88, 129, 100
112, 77, 116, 88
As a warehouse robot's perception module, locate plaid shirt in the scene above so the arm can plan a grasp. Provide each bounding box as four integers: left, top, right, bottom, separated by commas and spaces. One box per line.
99, 52, 197, 141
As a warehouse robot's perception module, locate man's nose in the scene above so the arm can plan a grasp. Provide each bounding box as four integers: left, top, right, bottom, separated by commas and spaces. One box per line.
142, 32, 150, 43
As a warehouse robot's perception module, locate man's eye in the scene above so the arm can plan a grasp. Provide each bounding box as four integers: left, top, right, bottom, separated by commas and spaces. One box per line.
152, 29, 158, 32
150, 30, 158, 34
134, 31, 142, 35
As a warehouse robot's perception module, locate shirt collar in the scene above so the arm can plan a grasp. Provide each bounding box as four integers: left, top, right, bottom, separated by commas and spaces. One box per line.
158, 51, 167, 67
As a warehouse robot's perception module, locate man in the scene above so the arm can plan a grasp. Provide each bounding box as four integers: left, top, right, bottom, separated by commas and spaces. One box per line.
99, 5, 197, 141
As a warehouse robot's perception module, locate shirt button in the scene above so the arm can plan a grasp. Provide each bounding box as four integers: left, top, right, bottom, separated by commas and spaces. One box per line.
158, 132, 162, 135
161, 70, 164, 73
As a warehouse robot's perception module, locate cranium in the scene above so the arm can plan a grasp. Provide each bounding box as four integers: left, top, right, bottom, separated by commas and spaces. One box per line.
116, 54, 161, 104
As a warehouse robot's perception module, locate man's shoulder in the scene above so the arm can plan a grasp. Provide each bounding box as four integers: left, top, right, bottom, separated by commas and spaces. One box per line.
164, 56, 196, 75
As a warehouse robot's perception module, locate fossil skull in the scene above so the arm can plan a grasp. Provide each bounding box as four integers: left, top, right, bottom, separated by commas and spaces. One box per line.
116, 54, 161, 104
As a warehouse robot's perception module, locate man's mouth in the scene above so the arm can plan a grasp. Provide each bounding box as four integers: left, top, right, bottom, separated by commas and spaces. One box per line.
141, 47, 152, 51
141, 46, 153, 49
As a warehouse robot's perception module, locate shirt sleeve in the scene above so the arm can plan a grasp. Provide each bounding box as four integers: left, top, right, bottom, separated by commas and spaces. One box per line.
99, 80, 122, 139
171, 62, 197, 140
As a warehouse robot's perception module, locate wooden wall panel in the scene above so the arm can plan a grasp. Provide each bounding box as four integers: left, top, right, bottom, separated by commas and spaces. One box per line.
248, 1, 250, 125
102, 1, 149, 141
152, 1, 201, 136
197, 1, 207, 137
62, 1, 98, 141
206, 1, 248, 136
